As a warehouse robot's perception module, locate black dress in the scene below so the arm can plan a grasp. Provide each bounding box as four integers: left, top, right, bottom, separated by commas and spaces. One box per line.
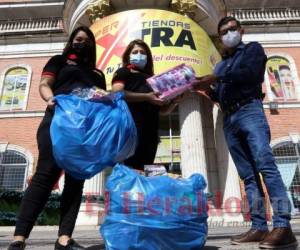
14, 54, 106, 238
112, 65, 159, 170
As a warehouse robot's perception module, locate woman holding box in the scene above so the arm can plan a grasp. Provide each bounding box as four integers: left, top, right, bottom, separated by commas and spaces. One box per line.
112, 39, 181, 171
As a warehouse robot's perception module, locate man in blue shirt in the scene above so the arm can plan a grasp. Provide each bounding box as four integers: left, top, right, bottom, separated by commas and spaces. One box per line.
194, 16, 297, 249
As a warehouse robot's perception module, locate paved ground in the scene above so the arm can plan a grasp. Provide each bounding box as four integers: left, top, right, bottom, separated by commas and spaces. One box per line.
1, 221, 300, 249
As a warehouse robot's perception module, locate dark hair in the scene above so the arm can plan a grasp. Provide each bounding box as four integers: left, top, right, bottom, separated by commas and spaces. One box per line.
279, 65, 291, 71
63, 26, 96, 68
122, 39, 154, 76
218, 16, 241, 34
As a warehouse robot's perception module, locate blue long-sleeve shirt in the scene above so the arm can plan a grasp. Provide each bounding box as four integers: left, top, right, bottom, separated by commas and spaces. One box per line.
211, 42, 267, 111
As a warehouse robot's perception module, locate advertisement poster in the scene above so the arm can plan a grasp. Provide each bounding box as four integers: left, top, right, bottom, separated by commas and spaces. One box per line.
0, 68, 28, 110
266, 56, 296, 100
90, 9, 221, 89
90, 9, 221, 163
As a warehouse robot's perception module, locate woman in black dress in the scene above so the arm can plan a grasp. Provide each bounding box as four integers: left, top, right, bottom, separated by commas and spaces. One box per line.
112, 39, 179, 171
8, 26, 106, 250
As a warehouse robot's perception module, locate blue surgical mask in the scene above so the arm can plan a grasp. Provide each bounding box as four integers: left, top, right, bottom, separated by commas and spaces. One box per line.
129, 53, 147, 69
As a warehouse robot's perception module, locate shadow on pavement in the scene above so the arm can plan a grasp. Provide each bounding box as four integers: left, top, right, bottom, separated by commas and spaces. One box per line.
86, 244, 105, 250
203, 246, 220, 250
86, 244, 220, 250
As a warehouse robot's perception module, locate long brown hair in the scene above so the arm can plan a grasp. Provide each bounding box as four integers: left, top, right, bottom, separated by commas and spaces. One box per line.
63, 26, 96, 68
122, 39, 154, 76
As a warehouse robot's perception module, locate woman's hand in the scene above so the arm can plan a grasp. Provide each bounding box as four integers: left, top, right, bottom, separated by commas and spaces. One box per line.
46, 96, 56, 109
26, 175, 33, 185
112, 83, 165, 105
145, 92, 165, 106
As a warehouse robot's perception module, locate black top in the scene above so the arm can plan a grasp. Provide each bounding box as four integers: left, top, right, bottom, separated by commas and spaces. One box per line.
112, 66, 159, 139
42, 54, 106, 95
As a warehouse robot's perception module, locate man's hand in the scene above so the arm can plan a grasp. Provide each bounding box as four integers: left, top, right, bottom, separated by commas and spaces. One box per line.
192, 74, 217, 92
172, 92, 187, 104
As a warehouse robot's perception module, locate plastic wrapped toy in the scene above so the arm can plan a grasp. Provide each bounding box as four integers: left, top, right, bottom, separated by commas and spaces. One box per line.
147, 64, 196, 101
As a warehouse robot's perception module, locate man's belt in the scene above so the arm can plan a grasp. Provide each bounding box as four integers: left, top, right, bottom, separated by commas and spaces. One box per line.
222, 98, 259, 117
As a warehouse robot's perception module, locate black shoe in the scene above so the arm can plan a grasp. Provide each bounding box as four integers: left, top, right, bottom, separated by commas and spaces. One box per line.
7, 241, 26, 250
54, 239, 85, 250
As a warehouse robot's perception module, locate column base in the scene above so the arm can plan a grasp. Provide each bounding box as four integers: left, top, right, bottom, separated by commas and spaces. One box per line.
76, 202, 105, 226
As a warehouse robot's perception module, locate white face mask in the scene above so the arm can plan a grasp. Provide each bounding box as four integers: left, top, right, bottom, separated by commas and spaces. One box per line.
221, 30, 241, 48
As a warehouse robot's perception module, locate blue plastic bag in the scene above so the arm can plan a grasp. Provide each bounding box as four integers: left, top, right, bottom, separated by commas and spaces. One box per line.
50, 92, 137, 179
101, 164, 208, 250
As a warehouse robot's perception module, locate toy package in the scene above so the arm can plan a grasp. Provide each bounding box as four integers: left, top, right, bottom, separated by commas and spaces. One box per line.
147, 64, 196, 101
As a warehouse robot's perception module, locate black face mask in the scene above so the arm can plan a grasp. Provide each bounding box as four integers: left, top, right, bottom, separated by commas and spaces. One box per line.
72, 42, 90, 57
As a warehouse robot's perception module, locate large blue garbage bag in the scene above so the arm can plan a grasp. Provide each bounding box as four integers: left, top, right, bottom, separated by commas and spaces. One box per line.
101, 164, 208, 250
50, 92, 137, 180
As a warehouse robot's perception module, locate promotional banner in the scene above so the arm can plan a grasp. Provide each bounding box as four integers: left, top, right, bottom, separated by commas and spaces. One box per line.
90, 9, 221, 89
0, 67, 28, 110
266, 56, 296, 100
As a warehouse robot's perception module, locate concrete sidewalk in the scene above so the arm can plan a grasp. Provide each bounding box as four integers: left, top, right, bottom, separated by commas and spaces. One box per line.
1, 221, 300, 249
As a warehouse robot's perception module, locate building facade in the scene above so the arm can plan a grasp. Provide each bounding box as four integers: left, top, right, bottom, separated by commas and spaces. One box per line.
1, 0, 300, 224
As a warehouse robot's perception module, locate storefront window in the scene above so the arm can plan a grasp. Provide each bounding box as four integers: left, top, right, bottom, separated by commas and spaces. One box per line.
0, 149, 28, 191
156, 108, 180, 165
273, 141, 300, 215
158, 107, 180, 136
0, 67, 30, 111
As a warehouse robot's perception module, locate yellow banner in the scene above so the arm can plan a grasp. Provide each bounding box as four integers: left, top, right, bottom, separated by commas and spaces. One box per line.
90, 9, 221, 89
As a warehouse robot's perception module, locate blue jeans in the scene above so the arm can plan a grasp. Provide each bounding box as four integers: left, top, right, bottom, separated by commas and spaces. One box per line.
223, 99, 291, 230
